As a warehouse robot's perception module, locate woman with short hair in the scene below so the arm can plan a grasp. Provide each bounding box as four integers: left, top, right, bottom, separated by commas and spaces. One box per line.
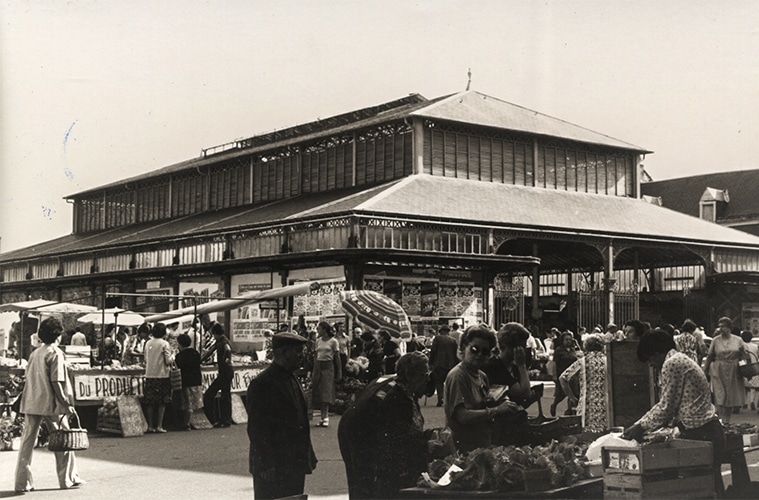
559, 334, 608, 433
444, 324, 522, 452
143, 322, 175, 433
312, 321, 342, 427
703, 316, 745, 423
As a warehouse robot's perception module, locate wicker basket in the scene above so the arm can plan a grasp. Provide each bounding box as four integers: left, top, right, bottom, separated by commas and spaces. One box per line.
739, 362, 759, 379
48, 412, 89, 452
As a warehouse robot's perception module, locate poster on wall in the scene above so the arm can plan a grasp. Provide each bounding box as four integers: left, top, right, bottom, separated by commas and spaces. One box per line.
292, 277, 346, 318
420, 281, 439, 317
403, 281, 421, 316
383, 279, 403, 307
462, 287, 483, 323
439, 283, 458, 317
232, 282, 274, 344
742, 303, 759, 336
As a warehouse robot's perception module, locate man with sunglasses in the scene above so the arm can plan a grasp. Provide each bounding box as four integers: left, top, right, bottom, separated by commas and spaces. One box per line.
444, 324, 522, 452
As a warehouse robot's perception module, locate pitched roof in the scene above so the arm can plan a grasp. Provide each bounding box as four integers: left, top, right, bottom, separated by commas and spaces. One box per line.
8, 175, 759, 263
641, 169, 759, 221
301, 175, 759, 247
412, 91, 649, 152
67, 90, 649, 198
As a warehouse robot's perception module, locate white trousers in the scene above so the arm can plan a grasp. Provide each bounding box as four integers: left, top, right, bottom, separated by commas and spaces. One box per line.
14, 413, 81, 491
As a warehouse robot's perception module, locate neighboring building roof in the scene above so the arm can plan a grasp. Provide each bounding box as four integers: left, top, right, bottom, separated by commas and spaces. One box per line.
6, 175, 759, 263
641, 169, 759, 222
67, 90, 650, 198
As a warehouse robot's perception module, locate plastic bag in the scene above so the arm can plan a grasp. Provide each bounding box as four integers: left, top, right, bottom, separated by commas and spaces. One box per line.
585, 433, 638, 462
546, 359, 557, 378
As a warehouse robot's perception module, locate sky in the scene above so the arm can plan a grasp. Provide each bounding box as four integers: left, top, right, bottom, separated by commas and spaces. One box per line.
1, 0, 758, 254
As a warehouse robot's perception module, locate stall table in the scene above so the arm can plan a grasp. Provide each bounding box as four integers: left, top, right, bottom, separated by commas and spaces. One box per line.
400, 477, 604, 499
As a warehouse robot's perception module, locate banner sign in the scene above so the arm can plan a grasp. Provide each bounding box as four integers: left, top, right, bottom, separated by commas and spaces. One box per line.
72, 365, 265, 401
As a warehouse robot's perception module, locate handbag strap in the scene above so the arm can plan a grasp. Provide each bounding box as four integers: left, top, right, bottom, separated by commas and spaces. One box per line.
58, 410, 81, 429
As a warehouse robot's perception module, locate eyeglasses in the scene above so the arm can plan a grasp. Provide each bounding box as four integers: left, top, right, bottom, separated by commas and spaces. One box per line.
468, 345, 491, 357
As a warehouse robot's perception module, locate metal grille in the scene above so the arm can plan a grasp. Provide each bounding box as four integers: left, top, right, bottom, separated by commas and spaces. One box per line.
576, 286, 639, 330
492, 275, 525, 327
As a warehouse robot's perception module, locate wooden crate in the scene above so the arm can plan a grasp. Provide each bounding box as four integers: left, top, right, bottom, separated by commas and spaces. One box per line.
743, 434, 759, 447
603, 439, 712, 474
96, 415, 122, 435
95, 396, 148, 437
604, 465, 714, 499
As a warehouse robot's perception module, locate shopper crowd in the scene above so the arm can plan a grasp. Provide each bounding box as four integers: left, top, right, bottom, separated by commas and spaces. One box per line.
8, 310, 759, 499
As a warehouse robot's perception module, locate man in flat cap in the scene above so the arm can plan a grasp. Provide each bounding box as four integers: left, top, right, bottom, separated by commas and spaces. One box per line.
247, 332, 317, 499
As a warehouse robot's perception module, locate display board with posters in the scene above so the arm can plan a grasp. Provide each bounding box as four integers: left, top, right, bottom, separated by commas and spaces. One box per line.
365, 274, 482, 326
292, 278, 346, 318
229, 273, 279, 348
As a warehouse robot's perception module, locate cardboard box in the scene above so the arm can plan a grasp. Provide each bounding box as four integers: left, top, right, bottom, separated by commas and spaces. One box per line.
603, 439, 712, 474
604, 465, 713, 499
742, 433, 759, 447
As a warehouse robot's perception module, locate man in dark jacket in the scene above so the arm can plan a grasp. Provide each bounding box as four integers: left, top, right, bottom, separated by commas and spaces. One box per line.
247, 332, 317, 499
429, 325, 459, 406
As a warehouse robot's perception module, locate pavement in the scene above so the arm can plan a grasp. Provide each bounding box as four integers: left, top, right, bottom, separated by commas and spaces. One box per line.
1, 384, 759, 499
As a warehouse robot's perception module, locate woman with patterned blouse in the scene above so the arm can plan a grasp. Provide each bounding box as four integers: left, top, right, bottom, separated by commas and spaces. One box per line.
625, 329, 725, 496
559, 334, 608, 433
675, 318, 706, 365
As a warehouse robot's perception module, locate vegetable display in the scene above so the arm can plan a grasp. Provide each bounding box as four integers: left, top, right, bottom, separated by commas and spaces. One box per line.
425, 438, 586, 491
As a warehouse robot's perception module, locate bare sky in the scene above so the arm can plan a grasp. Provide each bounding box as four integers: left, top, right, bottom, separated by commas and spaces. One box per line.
1, 0, 758, 253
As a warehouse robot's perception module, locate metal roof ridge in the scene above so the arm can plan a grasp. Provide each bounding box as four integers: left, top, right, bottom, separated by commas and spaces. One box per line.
284, 181, 404, 220
413, 90, 649, 152
353, 175, 420, 211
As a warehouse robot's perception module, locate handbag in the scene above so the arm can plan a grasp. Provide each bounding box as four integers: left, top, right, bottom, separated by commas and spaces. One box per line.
170, 363, 183, 391
48, 412, 89, 452
739, 350, 759, 379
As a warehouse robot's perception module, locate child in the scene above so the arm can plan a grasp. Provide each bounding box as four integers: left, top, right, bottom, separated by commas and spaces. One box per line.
174, 333, 203, 430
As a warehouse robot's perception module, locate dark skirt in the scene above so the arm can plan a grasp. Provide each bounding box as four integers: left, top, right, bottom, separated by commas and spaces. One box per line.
143, 377, 172, 405
312, 360, 335, 405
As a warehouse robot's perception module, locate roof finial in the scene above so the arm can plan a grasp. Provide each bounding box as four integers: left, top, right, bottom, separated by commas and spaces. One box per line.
466, 68, 472, 91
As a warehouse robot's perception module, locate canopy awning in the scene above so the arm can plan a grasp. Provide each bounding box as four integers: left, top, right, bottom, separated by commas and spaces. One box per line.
144, 281, 320, 322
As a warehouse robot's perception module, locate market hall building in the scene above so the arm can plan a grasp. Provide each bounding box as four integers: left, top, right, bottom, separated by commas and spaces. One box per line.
3, 90, 759, 347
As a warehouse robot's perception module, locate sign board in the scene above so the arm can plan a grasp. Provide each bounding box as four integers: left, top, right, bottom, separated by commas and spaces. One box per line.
72, 365, 265, 402
231, 393, 248, 424
117, 395, 149, 437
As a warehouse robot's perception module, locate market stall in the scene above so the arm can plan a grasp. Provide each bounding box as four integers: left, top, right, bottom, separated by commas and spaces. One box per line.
69, 361, 269, 405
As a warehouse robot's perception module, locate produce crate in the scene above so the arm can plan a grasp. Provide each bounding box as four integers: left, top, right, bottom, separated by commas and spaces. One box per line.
96, 415, 122, 435
602, 439, 712, 474
95, 396, 148, 437
603, 465, 714, 499
743, 434, 759, 447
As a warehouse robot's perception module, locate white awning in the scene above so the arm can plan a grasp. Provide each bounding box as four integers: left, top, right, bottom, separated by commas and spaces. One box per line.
144, 281, 319, 322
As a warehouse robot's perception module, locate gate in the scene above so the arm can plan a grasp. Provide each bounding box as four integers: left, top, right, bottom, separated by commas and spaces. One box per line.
493, 275, 524, 328
576, 284, 639, 331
